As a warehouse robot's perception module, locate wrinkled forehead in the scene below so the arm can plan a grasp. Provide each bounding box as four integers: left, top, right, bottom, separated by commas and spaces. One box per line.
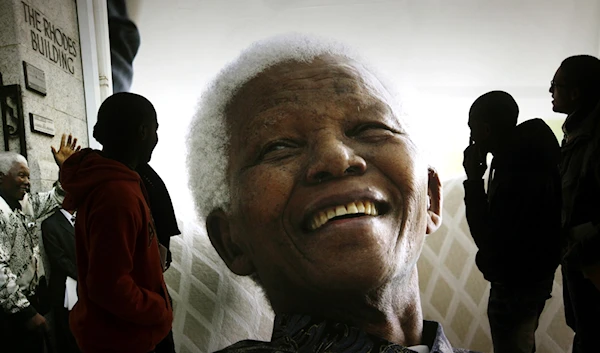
11, 161, 29, 171
5, 161, 29, 176
225, 55, 397, 129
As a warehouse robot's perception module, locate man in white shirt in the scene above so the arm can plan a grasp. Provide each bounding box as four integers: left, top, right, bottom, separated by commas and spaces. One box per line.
0, 134, 80, 353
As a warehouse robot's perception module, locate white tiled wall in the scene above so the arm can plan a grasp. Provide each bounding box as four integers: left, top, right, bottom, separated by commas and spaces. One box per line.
419, 177, 573, 353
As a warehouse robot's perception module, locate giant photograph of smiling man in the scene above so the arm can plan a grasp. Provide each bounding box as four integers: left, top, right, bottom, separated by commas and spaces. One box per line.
187, 34, 478, 353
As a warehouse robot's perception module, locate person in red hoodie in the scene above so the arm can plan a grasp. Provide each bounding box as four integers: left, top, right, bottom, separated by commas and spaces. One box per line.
60, 92, 173, 353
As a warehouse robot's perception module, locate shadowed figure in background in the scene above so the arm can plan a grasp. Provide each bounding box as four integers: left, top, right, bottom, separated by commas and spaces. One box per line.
42, 208, 81, 353
60, 92, 173, 353
549, 54, 600, 353
187, 33, 479, 353
108, 2, 180, 351
463, 91, 561, 353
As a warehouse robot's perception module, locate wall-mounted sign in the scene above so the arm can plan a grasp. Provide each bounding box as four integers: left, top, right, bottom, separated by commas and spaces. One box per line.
23, 61, 47, 95
29, 113, 55, 136
21, 2, 78, 75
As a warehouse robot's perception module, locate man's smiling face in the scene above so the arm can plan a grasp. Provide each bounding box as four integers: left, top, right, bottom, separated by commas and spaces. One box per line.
208, 55, 440, 310
0, 161, 30, 202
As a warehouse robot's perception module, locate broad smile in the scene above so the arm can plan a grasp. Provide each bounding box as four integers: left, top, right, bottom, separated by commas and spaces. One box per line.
308, 200, 379, 231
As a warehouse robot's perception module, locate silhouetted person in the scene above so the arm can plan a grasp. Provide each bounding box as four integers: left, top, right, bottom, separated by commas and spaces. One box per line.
41, 208, 81, 353
60, 92, 173, 353
550, 54, 600, 353
463, 91, 561, 353
107, 3, 179, 351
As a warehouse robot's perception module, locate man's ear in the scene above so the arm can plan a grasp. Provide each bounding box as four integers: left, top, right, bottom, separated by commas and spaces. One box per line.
426, 167, 442, 234
138, 124, 149, 141
482, 123, 492, 139
206, 209, 255, 276
570, 87, 581, 102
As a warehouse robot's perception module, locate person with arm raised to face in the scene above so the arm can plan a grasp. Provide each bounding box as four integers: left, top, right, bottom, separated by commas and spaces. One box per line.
463, 91, 561, 353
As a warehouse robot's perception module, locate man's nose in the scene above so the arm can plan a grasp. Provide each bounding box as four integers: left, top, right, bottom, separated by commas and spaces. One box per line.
305, 136, 367, 184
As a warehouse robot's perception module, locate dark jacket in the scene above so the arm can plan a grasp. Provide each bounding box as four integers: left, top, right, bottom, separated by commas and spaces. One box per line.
41, 209, 77, 308
60, 149, 173, 353
464, 118, 562, 284
136, 163, 181, 269
561, 100, 600, 268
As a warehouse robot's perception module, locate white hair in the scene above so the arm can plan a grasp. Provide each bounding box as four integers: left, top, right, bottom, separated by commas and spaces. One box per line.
0, 152, 27, 175
187, 33, 409, 219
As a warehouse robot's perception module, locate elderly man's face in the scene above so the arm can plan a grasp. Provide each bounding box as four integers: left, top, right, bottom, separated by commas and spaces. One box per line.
0, 162, 30, 201
209, 56, 441, 306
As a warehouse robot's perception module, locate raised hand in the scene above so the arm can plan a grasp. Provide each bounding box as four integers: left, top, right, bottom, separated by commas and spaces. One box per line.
463, 143, 487, 180
51, 133, 81, 168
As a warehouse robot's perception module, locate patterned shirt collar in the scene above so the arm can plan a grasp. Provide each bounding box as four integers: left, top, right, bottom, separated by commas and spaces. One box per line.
268, 314, 473, 353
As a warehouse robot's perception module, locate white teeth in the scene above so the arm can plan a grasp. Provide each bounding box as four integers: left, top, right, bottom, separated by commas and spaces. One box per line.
356, 202, 365, 213
347, 203, 358, 214
319, 213, 328, 225
309, 200, 379, 231
327, 209, 336, 219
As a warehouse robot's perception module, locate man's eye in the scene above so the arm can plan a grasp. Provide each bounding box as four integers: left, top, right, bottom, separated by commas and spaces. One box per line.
350, 123, 396, 138
265, 143, 288, 153
259, 141, 298, 160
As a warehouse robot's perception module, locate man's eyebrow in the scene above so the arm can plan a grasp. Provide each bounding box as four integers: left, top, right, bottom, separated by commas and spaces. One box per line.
234, 111, 294, 166
353, 99, 405, 126
356, 100, 391, 113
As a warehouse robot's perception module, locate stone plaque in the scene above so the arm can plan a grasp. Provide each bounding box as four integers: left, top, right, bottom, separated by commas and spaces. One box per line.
29, 113, 55, 136
23, 61, 47, 95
